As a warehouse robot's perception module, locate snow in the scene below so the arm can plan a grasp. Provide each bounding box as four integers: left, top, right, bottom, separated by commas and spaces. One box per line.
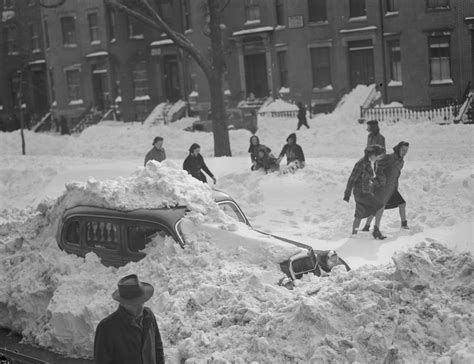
388, 80, 402, 87
85, 51, 108, 58
0, 85, 473, 362
430, 79, 454, 85
189, 90, 198, 98
150, 39, 173, 46
232, 26, 274, 36
143, 102, 166, 125
340, 26, 377, 33
259, 99, 298, 113
68, 99, 83, 105
133, 95, 151, 101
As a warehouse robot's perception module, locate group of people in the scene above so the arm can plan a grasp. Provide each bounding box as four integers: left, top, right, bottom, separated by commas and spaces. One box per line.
344, 120, 409, 239
248, 133, 306, 174
144, 136, 216, 184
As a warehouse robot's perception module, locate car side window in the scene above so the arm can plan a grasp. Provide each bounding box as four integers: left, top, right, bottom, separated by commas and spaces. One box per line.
65, 220, 80, 245
219, 202, 245, 223
127, 224, 169, 253
85, 220, 119, 250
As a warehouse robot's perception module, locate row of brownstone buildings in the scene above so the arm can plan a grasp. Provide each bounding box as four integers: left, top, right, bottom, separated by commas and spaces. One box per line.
0, 0, 473, 130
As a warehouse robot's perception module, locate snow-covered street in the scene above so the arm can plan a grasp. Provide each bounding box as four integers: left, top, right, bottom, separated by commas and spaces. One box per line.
1, 86, 473, 363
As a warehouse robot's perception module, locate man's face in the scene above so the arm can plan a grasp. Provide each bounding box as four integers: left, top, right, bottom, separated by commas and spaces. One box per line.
122, 303, 145, 317
193, 148, 201, 156
288, 138, 294, 145
154, 140, 163, 149
399, 145, 409, 158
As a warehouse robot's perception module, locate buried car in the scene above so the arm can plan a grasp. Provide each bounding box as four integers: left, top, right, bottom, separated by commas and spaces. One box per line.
57, 190, 349, 280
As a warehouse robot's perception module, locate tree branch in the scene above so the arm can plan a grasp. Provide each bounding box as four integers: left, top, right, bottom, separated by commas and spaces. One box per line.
104, 0, 158, 29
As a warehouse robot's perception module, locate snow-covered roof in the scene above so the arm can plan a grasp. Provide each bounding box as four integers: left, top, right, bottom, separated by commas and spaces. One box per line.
232, 26, 274, 36
150, 39, 174, 46
340, 26, 377, 33
85, 51, 109, 58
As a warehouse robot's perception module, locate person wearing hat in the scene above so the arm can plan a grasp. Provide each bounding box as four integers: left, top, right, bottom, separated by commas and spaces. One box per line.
366, 120, 386, 152
144, 136, 166, 166
277, 133, 305, 169
363, 141, 410, 237
344, 145, 385, 235
183, 143, 216, 184
94, 274, 165, 364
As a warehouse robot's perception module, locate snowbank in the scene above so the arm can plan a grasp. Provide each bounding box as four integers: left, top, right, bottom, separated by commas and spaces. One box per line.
143, 102, 167, 125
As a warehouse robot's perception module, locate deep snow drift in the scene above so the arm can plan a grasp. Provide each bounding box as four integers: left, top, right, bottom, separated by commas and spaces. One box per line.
0, 85, 473, 362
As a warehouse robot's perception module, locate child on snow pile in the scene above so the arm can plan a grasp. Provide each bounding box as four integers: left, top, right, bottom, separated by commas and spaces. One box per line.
254, 146, 280, 173
248, 135, 272, 171
278, 133, 305, 173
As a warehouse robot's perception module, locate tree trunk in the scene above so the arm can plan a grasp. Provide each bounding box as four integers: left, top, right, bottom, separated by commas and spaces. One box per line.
209, 74, 231, 156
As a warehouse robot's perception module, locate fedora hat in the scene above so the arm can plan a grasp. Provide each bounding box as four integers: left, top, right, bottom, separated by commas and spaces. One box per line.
112, 274, 154, 305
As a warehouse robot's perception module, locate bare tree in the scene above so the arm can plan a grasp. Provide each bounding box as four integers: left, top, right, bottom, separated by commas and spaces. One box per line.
105, 0, 232, 156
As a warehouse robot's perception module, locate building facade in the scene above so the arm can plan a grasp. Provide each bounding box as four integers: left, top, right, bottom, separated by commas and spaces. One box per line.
1, 0, 473, 130
0, 0, 48, 131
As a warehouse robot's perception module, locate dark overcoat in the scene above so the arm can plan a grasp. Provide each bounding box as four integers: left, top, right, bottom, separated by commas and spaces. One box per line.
373, 152, 405, 204
94, 306, 165, 364
183, 153, 214, 183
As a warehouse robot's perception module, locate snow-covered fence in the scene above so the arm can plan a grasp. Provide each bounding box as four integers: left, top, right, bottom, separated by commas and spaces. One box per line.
258, 110, 298, 118
360, 103, 460, 124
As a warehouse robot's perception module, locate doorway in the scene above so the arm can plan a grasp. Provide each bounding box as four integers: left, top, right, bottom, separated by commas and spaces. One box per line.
92, 70, 109, 110
31, 69, 48, 114
244, 53, 268, 98
348, 40, 375, 88
163, 55, 181, 102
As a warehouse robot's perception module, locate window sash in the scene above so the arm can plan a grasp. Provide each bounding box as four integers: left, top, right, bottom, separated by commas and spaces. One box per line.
61, 17, 76, 45
349, 0, 366, 17
107, 8, 116, 40
388, 41, 402, 81
310, 48, 331, 88
245, 1, 260, 21
6, 26, 18, 54
66, 70, 81, 101
276, 0, 285, 25
88, 13, 100, 42
308, 0, 327, 22
44, 20, 50, 48
132, 63, 149, 97
426, 0, 449, 8
386, 0, 399, 12
277, 51, 288, 87
30, 25, 40, 51
429, 35, 451, 80
128, 16, 144, 37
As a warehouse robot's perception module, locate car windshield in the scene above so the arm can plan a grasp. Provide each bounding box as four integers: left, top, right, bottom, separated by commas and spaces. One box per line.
217, 201, 246, 224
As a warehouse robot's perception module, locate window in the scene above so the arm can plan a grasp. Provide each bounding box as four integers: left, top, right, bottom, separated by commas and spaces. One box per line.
429, 35, 451, 82
426, 0, 449, 9
182, 0, 191, 31
4, 25, 18, 55
107, 7, 116, 41
276, 0, 285, 26
308, 0, 327, 22
60, 16, 77, 46
30, 24, 40, 52
132, 61, 149, 98
127, 224, 169, 252
66, 69, 81, 101
277, 51, 288, 88
88, 13, 100, 43
349, 0, 366, 18
310, 47, 331, 88
128, 15, 144, 38
386, 0, 399, 12
245, 0, 260, 22
3, 0, 13, 9
85, 221, 119, 250
44, 20, 50, 48
65, 221, 80, 245
218, 203, 246, 224
388, 40, 402, 82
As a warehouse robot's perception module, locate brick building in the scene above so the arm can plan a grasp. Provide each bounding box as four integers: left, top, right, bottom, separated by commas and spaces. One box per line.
1, 0, 473, 129
0, 0, 48, 131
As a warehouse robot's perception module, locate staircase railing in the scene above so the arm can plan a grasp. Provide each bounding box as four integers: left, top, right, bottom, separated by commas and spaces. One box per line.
32, 112, 51, 132
453, 92, 473, 124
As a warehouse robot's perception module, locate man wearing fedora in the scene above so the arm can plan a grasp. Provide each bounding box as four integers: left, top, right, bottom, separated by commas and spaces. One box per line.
144, 136, 167, 166
94, 274, 165, 364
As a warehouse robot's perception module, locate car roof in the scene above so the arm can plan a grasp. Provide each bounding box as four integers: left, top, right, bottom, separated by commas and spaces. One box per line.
62, 205, 188, 227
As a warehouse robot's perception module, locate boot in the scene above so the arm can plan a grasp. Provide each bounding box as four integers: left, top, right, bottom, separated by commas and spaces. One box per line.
373, 226, 386, 240
401, 220, 409, 229
361, 224, 370, 232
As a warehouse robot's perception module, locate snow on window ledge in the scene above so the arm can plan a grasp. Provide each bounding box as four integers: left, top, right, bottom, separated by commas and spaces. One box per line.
244, 19, 261, 26
64, 44, 78, 48
312, 85, 334, 92
224, 89, 231, 96
274, 25, 286, 31
133, 95, 151, 101
385, 11, 399, 17
430, 79, 454, 85
32, 49, 41, 54
189, 91, 198, 98
115, 96, 122, 103
184, 29, 193, 34
308, 20, 329, 26
69, 99, 84, 106
110, 38, 116, 43
349, 16, 367, 22
279, 87, 290, 94
51, 101, 57, 107
91, 40, 101, 45
129, 35, 145, 40
388, 80, 402, 87
0, 105, 3, 111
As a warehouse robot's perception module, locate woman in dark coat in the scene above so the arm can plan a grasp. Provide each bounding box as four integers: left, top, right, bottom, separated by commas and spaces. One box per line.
183, 143, 216, 184
248, 135, 272, 170
278, 133, 305, 168
344, 145, 385, 236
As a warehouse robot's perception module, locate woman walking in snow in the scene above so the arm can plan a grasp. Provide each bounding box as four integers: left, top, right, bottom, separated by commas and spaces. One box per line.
344, 145, 385, 236
183, 143, 216, 184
